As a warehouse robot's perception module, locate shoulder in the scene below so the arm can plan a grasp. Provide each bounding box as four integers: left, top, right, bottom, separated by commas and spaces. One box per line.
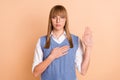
40, 35, 47, 39
38, 35, 47, 41
37, 35, 47, 47
70, 34, 82, 44
37, 35, 47, 44
71, 34, 79, 39
70, 34, 79, 43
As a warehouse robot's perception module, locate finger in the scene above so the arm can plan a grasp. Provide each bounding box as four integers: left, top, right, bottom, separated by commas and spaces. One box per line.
82, 35, 92, 42
61, 48, 69, 53
83, 33, 92, 39
85, 27, 91, 32
60, 45, 70, 50
60, 46, 70, 52
83, 32, 92, 38
60, 52, 68, 57
84, 27, 92, 35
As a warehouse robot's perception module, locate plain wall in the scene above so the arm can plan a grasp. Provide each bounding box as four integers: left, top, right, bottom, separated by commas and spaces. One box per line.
0, 0, 120, 80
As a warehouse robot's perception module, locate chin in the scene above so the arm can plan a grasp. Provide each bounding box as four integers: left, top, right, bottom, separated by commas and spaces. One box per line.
55, 28, 63, 31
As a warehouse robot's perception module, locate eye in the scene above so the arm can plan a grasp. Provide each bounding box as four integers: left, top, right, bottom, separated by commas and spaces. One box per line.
52, 16, 56, 19
60, 16, 65, 18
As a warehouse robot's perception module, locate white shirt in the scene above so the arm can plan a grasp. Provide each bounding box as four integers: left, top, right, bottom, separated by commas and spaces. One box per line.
32, 32, 83, 74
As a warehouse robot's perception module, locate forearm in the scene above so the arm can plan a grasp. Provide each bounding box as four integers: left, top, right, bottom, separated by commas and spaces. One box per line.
81, 47, 91, 75
33, 46, 69, 77
33, 55, 55, 77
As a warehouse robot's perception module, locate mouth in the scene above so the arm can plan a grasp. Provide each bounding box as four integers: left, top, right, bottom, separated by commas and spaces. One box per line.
56, 24, 61, 26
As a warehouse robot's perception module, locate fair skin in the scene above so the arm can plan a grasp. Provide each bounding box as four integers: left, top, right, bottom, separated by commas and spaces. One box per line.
33, 15, 93, 77
51, 15, 66, 38
81, 27, 92, 75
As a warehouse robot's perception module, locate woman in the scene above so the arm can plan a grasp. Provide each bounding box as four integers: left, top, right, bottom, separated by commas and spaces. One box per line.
32, 5, 93, 80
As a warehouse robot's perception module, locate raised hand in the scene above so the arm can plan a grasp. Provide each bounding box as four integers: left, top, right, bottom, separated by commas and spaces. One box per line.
82, 27, 93, 48
80, 27, 93, 75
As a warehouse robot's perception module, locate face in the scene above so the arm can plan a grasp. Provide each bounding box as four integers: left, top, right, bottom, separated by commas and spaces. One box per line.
51, 15, 66, 31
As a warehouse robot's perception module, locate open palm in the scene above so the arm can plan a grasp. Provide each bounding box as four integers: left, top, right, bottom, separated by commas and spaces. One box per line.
82, 27, 93, 48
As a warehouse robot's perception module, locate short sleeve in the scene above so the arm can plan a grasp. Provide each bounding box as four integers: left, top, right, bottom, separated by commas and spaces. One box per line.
75, 37, 83, 73
32, 38, 43, 73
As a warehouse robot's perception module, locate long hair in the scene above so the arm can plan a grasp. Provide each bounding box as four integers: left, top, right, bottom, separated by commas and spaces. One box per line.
44, 5, 73, 48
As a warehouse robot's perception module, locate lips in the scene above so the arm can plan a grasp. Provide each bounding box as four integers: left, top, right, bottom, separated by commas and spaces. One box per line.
56, 24, 61, 26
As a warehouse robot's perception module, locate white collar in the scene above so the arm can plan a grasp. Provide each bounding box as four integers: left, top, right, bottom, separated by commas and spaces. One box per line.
50, 31, 66, 37
50, 31, 66, 44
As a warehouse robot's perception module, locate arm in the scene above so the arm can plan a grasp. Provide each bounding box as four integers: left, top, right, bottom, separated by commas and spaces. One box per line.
33, 46, 69, 77
32, 39, 69, 77
81, 47, 91, 75
33, 54, 55, 77
81, 27, 93, 75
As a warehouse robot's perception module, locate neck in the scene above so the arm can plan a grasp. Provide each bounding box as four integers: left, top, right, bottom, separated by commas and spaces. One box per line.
53, 29, 64, 38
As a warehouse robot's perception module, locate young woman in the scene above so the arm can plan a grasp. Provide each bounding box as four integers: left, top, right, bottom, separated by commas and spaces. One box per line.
32, 5, 93, 80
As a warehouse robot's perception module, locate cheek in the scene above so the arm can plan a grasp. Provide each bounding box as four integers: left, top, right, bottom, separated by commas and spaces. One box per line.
62, 21, 66, 26
51, 21, 56, 26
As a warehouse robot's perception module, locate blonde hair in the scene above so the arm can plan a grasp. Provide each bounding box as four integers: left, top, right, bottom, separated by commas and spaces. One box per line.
44, 5, 73, 48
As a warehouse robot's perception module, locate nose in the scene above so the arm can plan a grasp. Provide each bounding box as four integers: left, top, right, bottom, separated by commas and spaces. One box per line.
56, 17, 60, 23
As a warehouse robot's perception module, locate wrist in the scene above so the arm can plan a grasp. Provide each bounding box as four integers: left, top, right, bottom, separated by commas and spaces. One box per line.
85, 46, 92, 50
48, 55, 55, 61
84, 46, 92, 56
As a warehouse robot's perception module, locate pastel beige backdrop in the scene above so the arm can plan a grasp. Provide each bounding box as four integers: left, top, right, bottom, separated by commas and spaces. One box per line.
0, 0, 120, 80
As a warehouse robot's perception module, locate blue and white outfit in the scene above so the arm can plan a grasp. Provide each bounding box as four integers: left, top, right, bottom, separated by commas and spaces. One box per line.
32, 32, 83, 80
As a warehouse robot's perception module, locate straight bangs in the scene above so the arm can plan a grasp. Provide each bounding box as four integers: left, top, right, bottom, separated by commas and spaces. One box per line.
50, 6, 67, 18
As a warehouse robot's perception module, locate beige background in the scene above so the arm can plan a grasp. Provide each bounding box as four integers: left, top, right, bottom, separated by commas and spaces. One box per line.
0, 0, 120, 80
